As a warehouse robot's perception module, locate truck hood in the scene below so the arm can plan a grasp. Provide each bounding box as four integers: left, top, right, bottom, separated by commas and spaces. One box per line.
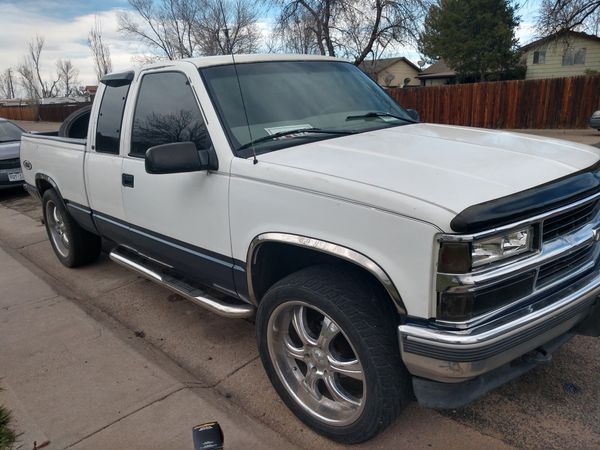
0, 141, 20, 160
257, 123, 600, 230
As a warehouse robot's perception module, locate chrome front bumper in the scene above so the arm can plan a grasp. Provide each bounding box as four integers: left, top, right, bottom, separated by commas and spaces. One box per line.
398, 269, 600, 383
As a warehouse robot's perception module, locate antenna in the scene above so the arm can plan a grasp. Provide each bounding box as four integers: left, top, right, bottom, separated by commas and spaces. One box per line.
219, 2, 257, 165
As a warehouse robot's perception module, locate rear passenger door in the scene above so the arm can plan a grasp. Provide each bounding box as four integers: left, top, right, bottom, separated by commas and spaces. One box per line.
120, 67, 234, 294
84, 78, 130, 241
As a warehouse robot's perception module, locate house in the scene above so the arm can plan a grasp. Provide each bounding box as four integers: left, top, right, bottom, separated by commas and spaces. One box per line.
360, 57, 421, 88
417, 60, 457, 86
85, 85, 98, 97
521, 31, 600, 80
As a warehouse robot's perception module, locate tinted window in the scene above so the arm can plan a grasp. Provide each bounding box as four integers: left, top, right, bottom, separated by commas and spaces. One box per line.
95, 84, 129, 154
130, 72, 211, 158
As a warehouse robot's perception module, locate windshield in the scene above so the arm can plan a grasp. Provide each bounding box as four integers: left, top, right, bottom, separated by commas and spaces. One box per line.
0, 121, 24, 143
200, 61, 415, 157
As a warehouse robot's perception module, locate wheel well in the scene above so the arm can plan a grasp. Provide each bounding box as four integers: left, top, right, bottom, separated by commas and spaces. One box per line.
249, 242, 402, 318
36, 178, 54, 196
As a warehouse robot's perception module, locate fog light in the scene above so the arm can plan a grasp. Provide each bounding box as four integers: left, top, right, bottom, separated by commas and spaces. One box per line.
438, 272, 536, 321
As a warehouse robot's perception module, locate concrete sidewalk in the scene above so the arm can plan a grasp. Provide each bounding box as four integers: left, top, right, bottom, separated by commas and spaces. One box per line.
0, 243, 295, 450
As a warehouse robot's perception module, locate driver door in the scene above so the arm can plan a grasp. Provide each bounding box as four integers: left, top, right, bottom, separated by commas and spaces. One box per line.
120, 68, 234, 294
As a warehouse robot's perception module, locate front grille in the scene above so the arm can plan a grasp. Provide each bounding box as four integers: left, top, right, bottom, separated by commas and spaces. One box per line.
537, 244, 595, 287
0, 158, 20, 170
542, 200, 599, 242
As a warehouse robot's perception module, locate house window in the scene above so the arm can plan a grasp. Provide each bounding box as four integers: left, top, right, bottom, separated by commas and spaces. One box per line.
533, 50, 545, 64
575, 48, 587, 64
563, 48, 587, 65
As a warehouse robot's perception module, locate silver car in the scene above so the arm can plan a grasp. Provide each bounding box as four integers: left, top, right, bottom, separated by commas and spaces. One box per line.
0, 118, 25, 189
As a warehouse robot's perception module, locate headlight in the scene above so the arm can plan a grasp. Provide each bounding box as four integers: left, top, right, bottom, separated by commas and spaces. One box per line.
471, 227, 533, 268
437, 227, 533, 273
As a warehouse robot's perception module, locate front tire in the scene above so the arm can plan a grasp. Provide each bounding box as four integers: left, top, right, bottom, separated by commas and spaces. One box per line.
42, 189, 101, 267
256, 265, 411, 444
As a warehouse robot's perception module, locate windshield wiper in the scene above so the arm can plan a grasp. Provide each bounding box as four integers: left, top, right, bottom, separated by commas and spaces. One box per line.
238, 128, 355, 151
345, 111, 414, 122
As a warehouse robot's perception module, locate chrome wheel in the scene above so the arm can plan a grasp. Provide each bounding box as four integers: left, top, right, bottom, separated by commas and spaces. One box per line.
267, 301, 366, 426
45, 200, 70, 258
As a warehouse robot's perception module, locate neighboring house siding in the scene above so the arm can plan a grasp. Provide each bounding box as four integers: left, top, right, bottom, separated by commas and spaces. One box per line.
524, 36, 600, 80
377, 62, 420, 87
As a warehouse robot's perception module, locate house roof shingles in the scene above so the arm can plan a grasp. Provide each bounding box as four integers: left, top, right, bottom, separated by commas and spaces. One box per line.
417, 59, 456, 79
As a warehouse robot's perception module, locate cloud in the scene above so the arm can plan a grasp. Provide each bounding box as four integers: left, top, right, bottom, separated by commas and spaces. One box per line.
0, 2, 148, 88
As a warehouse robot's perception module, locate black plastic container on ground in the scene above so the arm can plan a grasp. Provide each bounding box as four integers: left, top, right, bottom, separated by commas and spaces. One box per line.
192, 421, 224, 450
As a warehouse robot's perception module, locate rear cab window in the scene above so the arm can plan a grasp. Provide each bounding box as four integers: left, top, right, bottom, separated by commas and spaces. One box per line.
95, 83, 130, 154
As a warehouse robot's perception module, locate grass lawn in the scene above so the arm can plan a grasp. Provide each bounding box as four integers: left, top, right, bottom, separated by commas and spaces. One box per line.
0, 405, 16, 450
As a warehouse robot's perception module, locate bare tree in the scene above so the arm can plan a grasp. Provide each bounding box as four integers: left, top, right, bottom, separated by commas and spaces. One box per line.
275, 0, 431, 66
17, 35, 61, 100
119, 0, 264, 58
56, 59, 80, 97
537, 0, 600, 36
0, 68, 16, 99
119, 0, 199, 59
194, 0, 263, 55
17, 64, 39, 100
89, 16, 113, 81
271, 10, 321, 53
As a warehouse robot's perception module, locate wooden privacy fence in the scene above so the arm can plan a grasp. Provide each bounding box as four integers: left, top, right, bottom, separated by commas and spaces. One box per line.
0, 102, 92, 122
388, 76, 600, 129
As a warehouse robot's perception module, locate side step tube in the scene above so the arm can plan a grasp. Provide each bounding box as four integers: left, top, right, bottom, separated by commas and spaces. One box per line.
109, 247, 255, 319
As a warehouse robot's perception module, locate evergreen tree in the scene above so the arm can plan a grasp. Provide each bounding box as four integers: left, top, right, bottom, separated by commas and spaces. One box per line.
419, 0, 521, 82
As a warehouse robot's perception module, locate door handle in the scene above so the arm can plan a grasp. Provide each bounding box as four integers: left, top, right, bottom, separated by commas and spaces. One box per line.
122, 173, 134, 188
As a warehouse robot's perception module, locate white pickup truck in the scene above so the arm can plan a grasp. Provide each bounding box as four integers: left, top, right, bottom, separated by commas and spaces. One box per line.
21, 54, 600, 443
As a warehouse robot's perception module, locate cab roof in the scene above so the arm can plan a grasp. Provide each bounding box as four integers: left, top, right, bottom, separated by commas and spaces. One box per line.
187, 53, 340, 68
134, 54, 342, 73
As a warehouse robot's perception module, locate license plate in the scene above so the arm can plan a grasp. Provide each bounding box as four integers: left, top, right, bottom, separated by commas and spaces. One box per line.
7, 171, 24, 182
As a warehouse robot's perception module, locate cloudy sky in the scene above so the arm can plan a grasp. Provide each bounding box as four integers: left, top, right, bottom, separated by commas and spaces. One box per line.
0, 0, 542, 88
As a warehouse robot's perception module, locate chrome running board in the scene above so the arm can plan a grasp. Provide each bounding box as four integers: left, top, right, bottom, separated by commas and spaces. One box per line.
109, 246, 255, 319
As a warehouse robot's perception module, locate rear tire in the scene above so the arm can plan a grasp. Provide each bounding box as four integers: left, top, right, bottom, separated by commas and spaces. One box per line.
42, 189, 101, 267
256, 265, 411, 444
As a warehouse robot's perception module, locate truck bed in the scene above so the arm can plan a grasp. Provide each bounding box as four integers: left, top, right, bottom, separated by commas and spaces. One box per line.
20, 133, 89, 207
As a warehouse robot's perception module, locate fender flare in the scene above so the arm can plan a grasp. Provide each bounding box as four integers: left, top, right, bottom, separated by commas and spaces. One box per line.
35, 173, 64, 200
246, 232, 407, 315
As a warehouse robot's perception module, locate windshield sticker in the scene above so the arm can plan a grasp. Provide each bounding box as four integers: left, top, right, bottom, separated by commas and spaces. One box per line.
264, 124, 313, 138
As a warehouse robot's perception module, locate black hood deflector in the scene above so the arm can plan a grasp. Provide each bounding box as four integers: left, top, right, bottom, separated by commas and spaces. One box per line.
451, 160, 600, 233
